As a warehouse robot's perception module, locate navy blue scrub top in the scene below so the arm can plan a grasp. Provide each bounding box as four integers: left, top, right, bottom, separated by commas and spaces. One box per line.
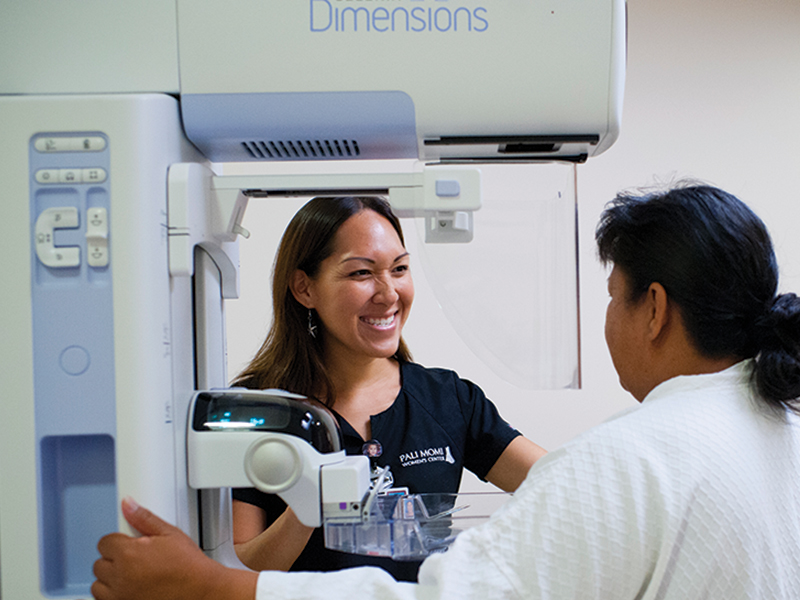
233, 361, 521, 582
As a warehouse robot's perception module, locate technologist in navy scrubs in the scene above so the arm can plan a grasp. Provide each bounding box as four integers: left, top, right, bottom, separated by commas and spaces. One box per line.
229, 196, 547, 581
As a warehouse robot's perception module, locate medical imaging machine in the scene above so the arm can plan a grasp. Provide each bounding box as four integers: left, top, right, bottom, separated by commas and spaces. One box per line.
0, 1, 625, 597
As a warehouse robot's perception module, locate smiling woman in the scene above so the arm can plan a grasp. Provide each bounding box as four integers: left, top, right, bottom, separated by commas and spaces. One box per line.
290, 209, 415, 378
227, 196, 546, 581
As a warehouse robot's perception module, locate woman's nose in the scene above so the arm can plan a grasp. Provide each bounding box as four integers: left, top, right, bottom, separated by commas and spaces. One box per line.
374, 276, 399, 304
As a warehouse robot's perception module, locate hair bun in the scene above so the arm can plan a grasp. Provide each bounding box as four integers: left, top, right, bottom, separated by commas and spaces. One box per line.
753, 293, 800, 405
754, 293, 800, 353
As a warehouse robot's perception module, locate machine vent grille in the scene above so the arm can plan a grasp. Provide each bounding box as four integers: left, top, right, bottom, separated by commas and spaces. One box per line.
242, 139, 361, 160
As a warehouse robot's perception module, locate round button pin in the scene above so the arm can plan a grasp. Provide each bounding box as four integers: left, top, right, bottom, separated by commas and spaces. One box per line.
60, 345, 90, 376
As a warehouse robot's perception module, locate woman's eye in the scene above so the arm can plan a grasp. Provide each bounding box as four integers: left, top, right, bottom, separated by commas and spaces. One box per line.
393, 264, 409, 274
349, 269, 371, 278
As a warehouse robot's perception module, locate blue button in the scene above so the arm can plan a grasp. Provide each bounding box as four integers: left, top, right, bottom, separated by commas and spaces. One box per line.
60, 346, 91, 376
435, 180, 461, 197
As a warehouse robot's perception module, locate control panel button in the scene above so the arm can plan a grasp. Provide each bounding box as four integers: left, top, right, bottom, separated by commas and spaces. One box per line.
60, 345, 91, 376
34, 138, 70, 153
35, 207, 80, 268
34, 136, 106, 153
82, 167, 107, 183
59, 169, 82, 183
435, 180, 461, 197
86, 207, 109, 268
35, 169, 60, 184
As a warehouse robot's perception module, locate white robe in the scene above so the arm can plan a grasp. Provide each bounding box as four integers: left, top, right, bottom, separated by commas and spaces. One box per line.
257, 361, 800, 599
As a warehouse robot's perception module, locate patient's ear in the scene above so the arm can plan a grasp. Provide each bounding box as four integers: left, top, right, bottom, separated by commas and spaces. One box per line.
290, 270, 314, 308
646, 282, 670, 342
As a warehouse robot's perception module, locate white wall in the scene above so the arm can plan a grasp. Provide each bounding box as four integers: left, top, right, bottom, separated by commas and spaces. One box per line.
225, 0, 800, 491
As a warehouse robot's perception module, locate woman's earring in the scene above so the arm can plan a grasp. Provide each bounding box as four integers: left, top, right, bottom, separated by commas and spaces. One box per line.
307, 309, 317, 338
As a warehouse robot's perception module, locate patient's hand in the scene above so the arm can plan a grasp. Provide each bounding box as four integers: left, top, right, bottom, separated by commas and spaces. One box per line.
92, 498, 258, 600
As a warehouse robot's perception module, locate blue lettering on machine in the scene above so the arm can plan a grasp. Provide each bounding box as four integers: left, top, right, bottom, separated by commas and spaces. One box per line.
310, 0, 490, 33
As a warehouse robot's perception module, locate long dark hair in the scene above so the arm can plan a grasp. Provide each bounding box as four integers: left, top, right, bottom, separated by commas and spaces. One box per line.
232, 196, 413, 405
596, 182, 800, 414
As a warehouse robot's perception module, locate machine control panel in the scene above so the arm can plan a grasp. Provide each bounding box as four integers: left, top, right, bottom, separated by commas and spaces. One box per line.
29, 132, 117, 598
31, 133, 111, 270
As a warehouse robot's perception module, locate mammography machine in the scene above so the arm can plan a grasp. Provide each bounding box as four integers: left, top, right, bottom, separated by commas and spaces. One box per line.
0, 1, 625, 597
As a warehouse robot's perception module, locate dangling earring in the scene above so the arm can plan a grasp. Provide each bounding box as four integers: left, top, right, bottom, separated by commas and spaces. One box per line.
307, 309, 317, 338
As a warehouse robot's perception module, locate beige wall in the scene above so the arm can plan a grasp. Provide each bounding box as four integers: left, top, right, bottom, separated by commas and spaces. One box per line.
578, 0, 800, 437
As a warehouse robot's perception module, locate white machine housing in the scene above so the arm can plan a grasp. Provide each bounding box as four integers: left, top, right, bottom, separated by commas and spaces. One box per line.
187, 389, 371, 528
0, 1, 625, 598
1, 0, 625, 164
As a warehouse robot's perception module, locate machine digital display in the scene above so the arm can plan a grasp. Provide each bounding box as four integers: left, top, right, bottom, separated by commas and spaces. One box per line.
191, 390, 342, 453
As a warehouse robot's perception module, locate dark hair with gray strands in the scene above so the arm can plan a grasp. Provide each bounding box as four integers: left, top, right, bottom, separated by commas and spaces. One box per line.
595, 182, 800, 414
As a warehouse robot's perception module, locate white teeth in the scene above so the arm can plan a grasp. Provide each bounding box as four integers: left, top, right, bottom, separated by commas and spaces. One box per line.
364, 315, 395, 327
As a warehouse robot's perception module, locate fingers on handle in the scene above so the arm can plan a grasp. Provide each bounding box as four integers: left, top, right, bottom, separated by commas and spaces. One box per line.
96, 532, 132, 558
91, 558, 116, 600
90, 579, 112, 600
121, 497, 174, 537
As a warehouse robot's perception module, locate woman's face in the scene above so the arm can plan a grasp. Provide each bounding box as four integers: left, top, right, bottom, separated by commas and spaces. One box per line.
298, 209, 414, 364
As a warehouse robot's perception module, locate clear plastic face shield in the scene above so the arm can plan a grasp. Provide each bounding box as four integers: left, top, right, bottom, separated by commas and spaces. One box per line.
408, 162, 579, 390
227, 161, 579, 393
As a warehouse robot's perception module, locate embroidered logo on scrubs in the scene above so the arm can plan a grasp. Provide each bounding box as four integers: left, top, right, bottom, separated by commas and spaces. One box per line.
398, 445, 456, 467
